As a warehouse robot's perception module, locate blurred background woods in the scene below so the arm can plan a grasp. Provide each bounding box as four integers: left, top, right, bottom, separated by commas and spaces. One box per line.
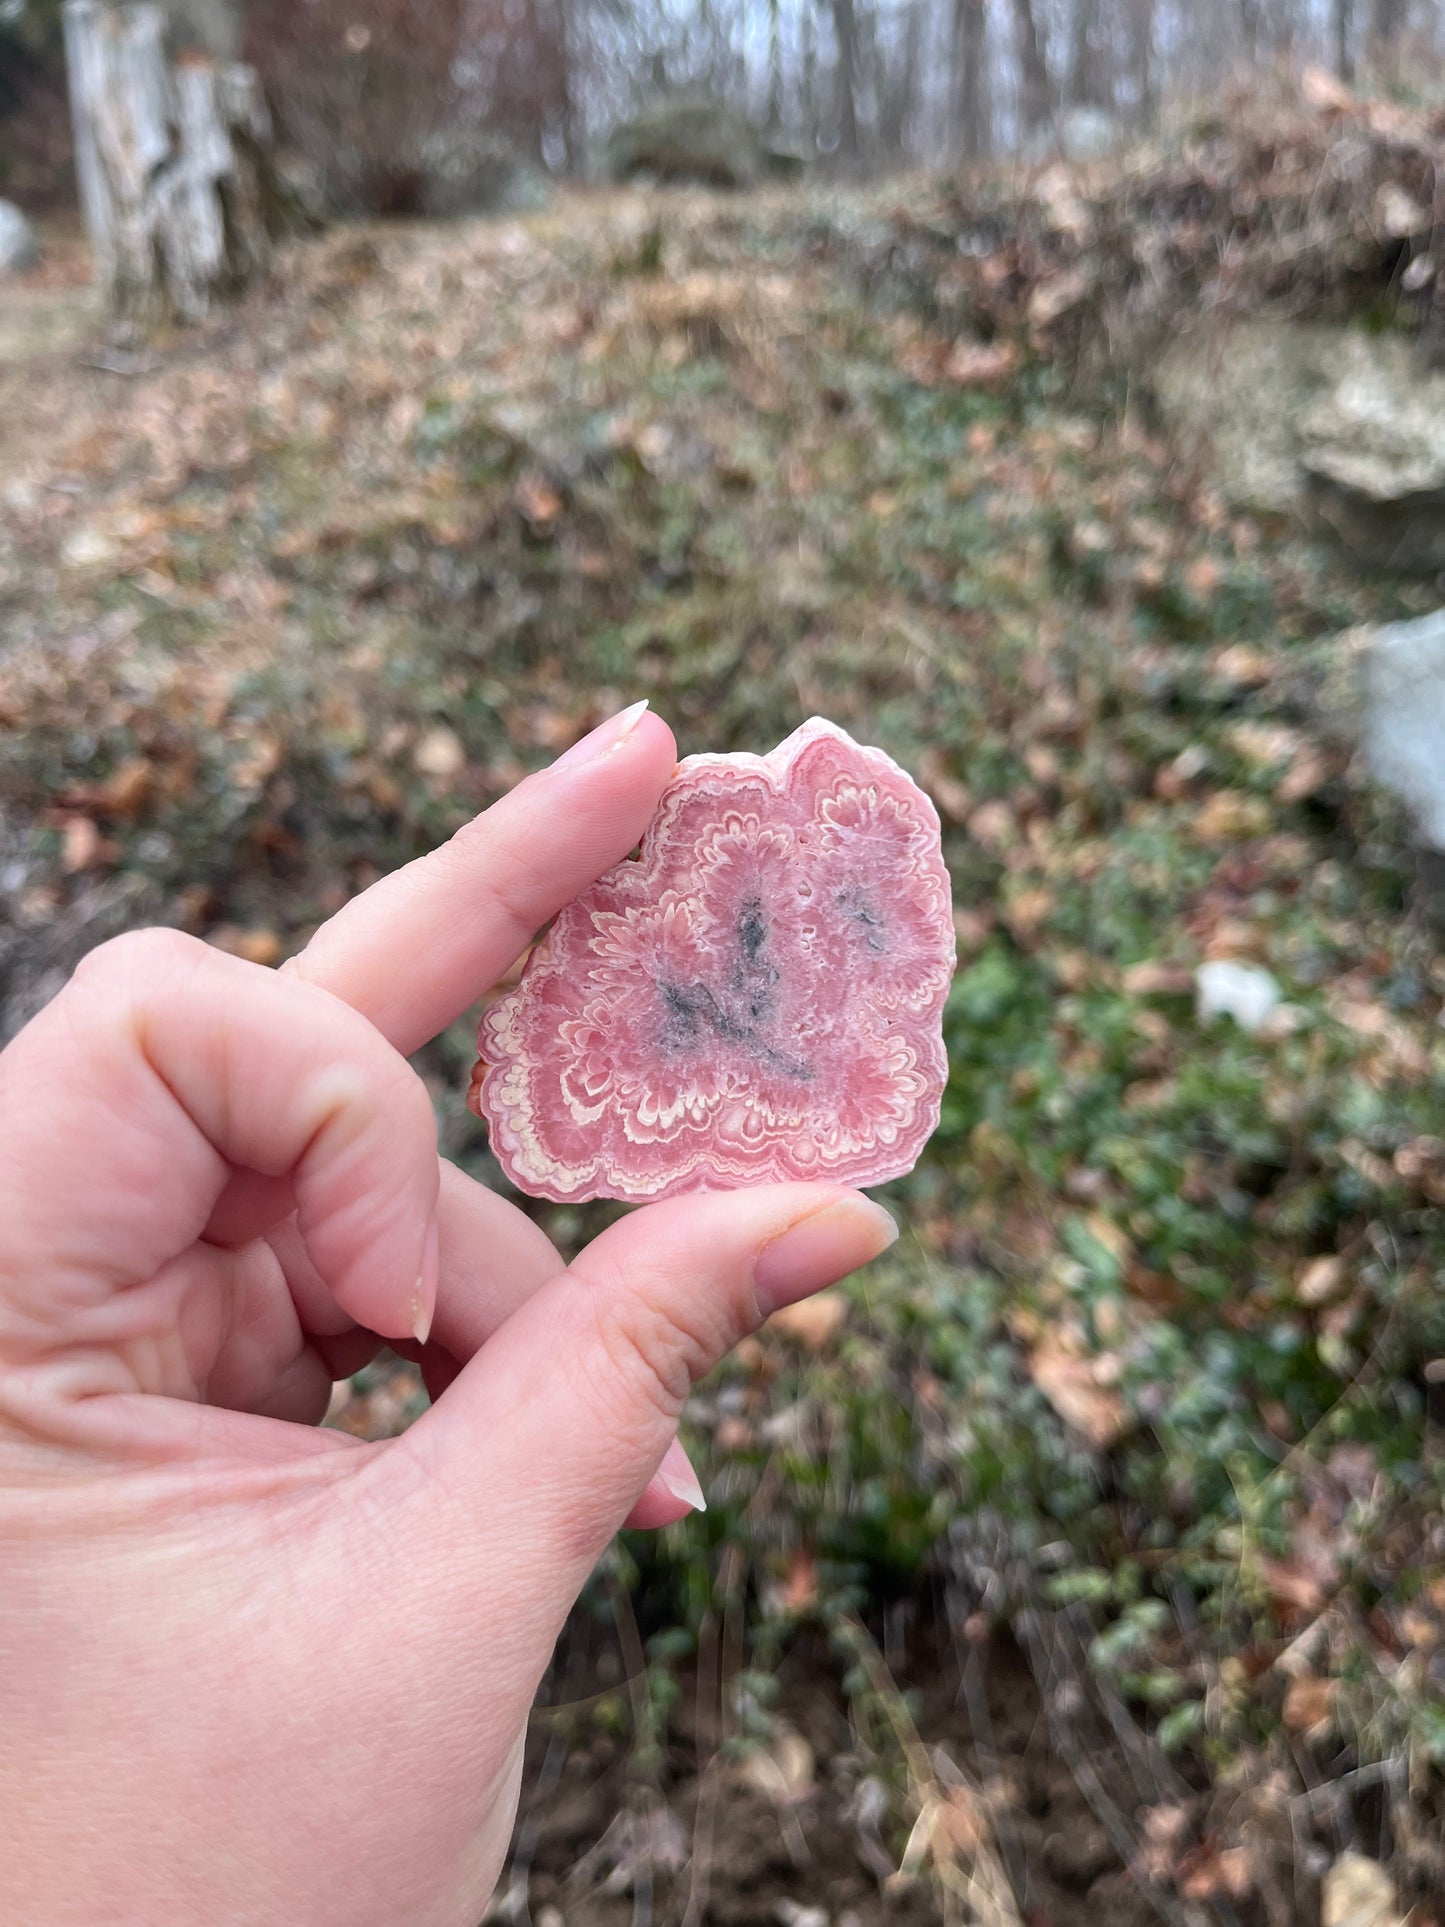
3, 1, 1445, 1922
4, 0, 1445, 209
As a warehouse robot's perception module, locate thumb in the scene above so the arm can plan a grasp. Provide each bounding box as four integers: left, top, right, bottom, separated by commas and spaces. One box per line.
396, 1184, 896, 1651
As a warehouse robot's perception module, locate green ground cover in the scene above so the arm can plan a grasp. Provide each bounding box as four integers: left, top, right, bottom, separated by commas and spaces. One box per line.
1, 184, 1441, 1911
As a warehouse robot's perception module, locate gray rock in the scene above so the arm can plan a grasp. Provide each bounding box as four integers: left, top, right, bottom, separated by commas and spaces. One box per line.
0, 200, 40, 278
1026, 107, 1124, 164
604, 98, 777, 190
1363, 607, 1445, 851
1302, 355, 1445, 574
413, 130, 551, 219
1154, 321, 1445, 575
1042, 1821, 1117, 1892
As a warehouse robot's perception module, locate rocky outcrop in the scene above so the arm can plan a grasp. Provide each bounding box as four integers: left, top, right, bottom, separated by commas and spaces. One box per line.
1363, 609, 1445, 854
604, 99, 801, 190
1155, 322, 1445, 576
412, 131, 550, 220
1302, 357, 1445, 575
0, 200, 40, 277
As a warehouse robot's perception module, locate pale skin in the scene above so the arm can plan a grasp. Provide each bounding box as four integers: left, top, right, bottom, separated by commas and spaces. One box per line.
0, 702, 898, 1927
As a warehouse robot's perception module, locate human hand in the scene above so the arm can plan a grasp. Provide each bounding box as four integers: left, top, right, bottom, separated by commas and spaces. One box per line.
0, 703, 897, 1927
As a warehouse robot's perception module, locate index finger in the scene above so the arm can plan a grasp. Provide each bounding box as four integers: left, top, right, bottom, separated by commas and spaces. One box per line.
286, 701, 676, 1057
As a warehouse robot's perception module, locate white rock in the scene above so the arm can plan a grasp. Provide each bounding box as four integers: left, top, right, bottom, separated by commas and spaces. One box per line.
1195, 960, 1282, 1033
60, 527, 120, 570
0, 200, 39, 277
1025, 107, 1124, 163
1321, 1852, 1402, 1927
1364, 607, 1445, 851
775, 1903, 828, 1927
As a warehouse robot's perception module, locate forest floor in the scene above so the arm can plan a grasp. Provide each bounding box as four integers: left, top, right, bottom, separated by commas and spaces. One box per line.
1, 181, 1443, 1927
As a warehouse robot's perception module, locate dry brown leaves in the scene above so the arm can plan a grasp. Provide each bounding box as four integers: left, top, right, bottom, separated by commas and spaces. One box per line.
913, 80, 1445, 377
1028, 1331, 1129, 1450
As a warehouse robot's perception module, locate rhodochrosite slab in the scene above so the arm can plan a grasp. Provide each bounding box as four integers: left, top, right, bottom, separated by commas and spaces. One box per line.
471, 718, 955, 1203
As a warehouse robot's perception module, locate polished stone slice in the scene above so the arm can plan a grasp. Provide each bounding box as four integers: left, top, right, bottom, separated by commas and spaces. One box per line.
471, 717, 955, 1202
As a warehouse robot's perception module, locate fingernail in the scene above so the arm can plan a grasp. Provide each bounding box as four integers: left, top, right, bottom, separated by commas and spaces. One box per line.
553, 699, 650, 773
658, 1435, 707, 1514
753, 1195, 898, 1319
412, 1217, 439, 1347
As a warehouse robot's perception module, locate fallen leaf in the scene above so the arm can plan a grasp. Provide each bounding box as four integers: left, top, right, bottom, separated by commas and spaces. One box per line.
412, 726, 466, 779
1177, 1842, 1255, 1901
737, 1722, 816, 1805
1191, 791, 1269, 843
1400, 1609, 1438, 1651
1028, 267, 1091, 328
942, 338, 1021, 387
1004, 887, 1054, 943
1210, 644, 1275, 688
1123, 960, 1193, 996
1375, 182, 1428, 238
516, 473, 563, 526
1154, 744, 1208, 800
1277, 748, 1332, 803
918, 749, 972, 823
62, 815, 102, 873
98, 757, 154, 817
1282, 1672, 1336, 1733
1029, 1337, 1128, 1449
953, 908, 994, 953
207, 925, 283, 967
1393, 1139, 1445, 1205
1301, 64, 1356, 111
768, 1290, 849, 1350
1134, 1802, 1193, 1883
778, 1547, 818, 1614
900, 1785, 989, 1876
967, 799, 1016, 852
1084, 1211, 1134, 1268
1297, 1256, 1347, 1307
1257, 1554, 1328, 1618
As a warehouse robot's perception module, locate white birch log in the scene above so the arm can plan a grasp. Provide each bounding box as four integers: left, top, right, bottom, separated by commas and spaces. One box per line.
62, 0, 274, 327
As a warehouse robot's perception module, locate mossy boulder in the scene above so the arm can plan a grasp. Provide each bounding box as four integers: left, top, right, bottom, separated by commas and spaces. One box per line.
604, 99, 800, 190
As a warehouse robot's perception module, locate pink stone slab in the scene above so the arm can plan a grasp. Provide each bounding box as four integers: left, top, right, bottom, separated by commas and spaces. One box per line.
470, 717, 956, 1203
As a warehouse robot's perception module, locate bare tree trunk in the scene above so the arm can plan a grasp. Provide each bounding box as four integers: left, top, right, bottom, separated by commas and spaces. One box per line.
1335, 0, 1355, 77
832, 0, 859, 160
762, 0, 786, 130
901, 0, 924, 155
878, 0, 922, 157
1127, 0, 1156, 124
954, 0, 988, 159
1066, 0, 1103, 106
1369, 0, 1409, 66
159, 0, 239, 59
554, 0, 576, 171
63, 0, 273, 329
1010, 0, 1052, 138
801, 0, 818, 152
1237, 0, 1262, 59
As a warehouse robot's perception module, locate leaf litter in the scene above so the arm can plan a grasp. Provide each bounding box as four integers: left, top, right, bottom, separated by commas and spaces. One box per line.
1, 136, 1443, 1922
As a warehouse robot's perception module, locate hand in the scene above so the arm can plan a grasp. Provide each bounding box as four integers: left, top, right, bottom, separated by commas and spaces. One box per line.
0, 703, 897, 1927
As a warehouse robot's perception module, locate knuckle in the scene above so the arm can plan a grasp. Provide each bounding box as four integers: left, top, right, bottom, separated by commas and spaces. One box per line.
425, 816, 538, 945
390, 1060, 440, 1151
581, 1257, 742, 1424
75, 925, 202, 990
306, 1046, 435, 1152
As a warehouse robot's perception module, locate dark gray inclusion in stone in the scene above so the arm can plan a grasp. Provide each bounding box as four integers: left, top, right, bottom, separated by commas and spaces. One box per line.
834, 886, 887, 954
658, 895, 813, 1079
